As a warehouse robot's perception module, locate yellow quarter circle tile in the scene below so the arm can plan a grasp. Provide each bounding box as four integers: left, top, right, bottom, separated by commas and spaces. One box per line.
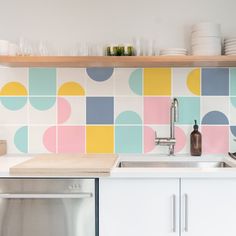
144, 68, 171, 96
58, 82, 85, 96
1, 82, 28, 96
187, 68, 200, 96
86, 126, 114, 153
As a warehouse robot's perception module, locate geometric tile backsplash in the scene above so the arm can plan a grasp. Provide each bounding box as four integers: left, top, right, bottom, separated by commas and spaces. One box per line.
0, 67, 235, 155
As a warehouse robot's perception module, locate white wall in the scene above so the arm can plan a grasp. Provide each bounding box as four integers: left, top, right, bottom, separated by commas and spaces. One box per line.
0, 0, 235, 52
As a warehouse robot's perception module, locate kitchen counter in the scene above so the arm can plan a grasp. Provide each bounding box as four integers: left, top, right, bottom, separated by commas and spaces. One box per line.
1, 154, 236, 178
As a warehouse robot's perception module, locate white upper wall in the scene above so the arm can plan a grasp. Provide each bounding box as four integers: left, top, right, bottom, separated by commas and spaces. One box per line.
0, 0, 235, 51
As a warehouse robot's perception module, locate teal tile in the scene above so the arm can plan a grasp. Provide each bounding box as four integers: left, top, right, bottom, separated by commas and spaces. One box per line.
177, 97, 200, 125
230, 68, 236, 96
29, 97, 56, 110
29, 68, 56, 95
1, 97, 27, 110
115, 126, 142, 153
14, 126, 28, 153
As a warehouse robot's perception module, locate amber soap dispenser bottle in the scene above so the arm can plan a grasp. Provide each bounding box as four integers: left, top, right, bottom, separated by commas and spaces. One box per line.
190, 120, 202, 156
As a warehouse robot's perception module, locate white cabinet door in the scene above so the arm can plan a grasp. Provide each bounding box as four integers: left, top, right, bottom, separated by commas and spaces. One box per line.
99, 178, 179, 236
181, 179, 236, 236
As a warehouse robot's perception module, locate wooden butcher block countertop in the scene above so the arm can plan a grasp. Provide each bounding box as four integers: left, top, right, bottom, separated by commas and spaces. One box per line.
10, 154, 118, 176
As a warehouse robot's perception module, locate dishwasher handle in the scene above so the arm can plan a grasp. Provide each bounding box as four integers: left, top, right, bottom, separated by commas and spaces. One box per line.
0, 193, 93, 199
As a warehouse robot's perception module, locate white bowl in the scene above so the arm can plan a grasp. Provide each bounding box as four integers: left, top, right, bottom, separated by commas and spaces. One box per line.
192, 22, 220, 33
224, 38, 236, 43
192, 48, 221, 55
192, 30, 221, 38
0, 40, 9, 55
191, 37, 221, 46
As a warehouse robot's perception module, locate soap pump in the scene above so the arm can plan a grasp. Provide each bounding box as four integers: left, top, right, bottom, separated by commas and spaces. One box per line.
190, 120, 202, 156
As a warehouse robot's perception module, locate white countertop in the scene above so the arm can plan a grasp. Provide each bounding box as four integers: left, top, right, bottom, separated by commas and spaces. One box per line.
1, 154, 236, 178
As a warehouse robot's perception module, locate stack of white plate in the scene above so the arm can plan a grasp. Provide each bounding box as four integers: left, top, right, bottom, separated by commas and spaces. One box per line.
224, 38, 236, 56
159, 48, 187, 56
191, 23, 222, 56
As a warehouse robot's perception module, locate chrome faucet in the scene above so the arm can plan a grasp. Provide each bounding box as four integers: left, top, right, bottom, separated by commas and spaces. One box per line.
155, 98, 179, 156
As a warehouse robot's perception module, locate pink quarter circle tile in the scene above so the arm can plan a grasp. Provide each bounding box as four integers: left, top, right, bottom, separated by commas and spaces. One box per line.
202, 126, 229, 154
58, 126, 85, 153
43, 126, 57, 152
144, 97, 171, 124
57, 97, 71, 124
144, 126, 156, 153
175, 126, 187, 153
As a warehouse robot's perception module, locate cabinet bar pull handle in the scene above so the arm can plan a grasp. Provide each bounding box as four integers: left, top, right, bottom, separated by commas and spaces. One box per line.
172, 194, 176, 232
184, 194, 188, 232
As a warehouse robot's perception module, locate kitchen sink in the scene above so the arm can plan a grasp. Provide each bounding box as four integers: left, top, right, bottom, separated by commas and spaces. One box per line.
117, 161, 231, 168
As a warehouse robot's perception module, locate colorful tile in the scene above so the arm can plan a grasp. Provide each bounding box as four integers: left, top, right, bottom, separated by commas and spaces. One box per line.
29, 126, 56, 153
29, 97, 56, 124
230, 126, 236, 152
230, 68, 236, 96
0, 68, 28, 96
58, 126, 85, 153
114, 68, 142, 96
115, 126, 142, 153
57, 68, 85, 96
29, 68, 56, 96
57, 97, 85, 125
144, 97, 171, 124
202, 97, 229, 125
115, 97, 142, 125
86, 126, 114, 153
144, 68, 171, 96
86, 97, 114, 124
86, 68, 114, 95
177, 97, 200, 125
173, 68, 200, 96
202, 126, 229, 154
0, 97, 28, 125
230, 97, 236, 124
202, 68, 229, 96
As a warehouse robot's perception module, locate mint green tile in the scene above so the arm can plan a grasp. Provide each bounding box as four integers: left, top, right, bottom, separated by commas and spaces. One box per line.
177, 97, 200, 124
14, 126, 28, 153
1, 97, 27, 110
230, 68, 236, 95
115, 111, 142, 124
29, 68, 56, 95
129, 68, 143, 95
115, 126, 142, 153
29, 97, 56, 110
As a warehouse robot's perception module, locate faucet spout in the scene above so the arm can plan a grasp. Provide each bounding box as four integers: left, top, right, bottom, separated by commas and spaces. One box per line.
155, 98, 179, 156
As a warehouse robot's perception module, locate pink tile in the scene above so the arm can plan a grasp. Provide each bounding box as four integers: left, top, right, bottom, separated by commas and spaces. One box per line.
43, 126, 57, 153
144, 97, 171, 124
144, 126, 155, 153
58, 126, 85, 153
202, 126, 229, 154
175, 126, 187, 153
58, 97, 71, 124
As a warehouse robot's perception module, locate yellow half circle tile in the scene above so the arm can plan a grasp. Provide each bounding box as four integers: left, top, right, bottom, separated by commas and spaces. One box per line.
58, 82, 85, 96
187, 69, 200, 95
1, 82, 27, 96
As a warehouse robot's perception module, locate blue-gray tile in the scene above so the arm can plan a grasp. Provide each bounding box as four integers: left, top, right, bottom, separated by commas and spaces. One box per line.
86, 97, 114, 124
202, 68, 229, 96
86, 68, 114, 82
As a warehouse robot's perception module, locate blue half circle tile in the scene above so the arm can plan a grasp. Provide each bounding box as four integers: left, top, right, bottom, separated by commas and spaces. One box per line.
115, 111, 142, 124
14, 126, 28, 153
86, 68, 114, 82
129, 68, 142, 95
30, 97, 56, 110
231, 97, 236, 108
202, 111, 229, 125
230, 126, 236, 137
1, 97, 27, 111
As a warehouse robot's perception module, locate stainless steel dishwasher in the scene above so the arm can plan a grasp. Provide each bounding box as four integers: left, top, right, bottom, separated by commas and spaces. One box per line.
0, 178, 98, 236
